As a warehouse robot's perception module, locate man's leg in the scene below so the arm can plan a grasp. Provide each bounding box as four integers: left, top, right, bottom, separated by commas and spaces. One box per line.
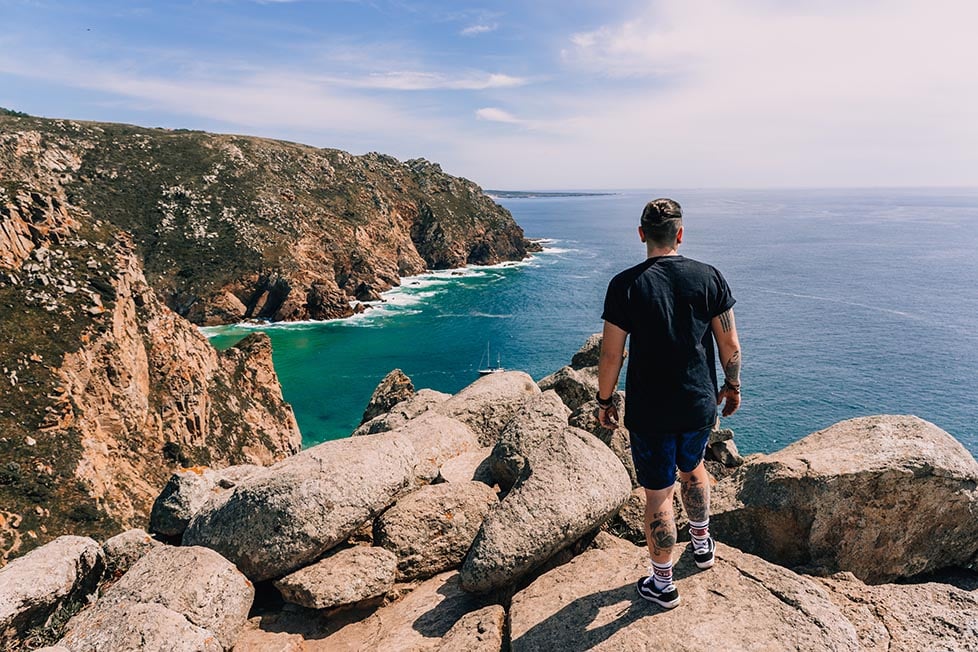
645, 485, 678, 565
677, 432, 716, 569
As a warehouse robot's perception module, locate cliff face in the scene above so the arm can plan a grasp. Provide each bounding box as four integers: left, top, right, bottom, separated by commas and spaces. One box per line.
0, 114, 536, 326
0, 125, 302, 562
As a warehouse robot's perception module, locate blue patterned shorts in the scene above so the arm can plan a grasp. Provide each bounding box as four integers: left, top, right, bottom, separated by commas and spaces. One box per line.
629, 426, 712, 490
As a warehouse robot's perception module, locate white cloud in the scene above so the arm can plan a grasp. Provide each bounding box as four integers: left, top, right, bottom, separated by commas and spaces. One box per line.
475, 107, 523, 124
330, 71, 526, 90
461, 23, 498, 36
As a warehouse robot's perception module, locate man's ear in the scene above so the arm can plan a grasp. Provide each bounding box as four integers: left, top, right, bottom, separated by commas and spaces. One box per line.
638, 226, 647, 243
676, 225, 683, 245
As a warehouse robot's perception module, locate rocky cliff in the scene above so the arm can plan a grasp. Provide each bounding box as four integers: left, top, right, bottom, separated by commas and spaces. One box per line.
0, 121, 302, 562
0, 112, 537, 326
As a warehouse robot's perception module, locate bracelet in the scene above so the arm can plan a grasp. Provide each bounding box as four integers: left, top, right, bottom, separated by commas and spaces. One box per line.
596, 392, 615, 408
722, 380, 741, 394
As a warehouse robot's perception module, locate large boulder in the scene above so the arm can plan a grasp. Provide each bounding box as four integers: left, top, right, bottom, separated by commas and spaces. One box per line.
314, 571, 488, 651
375, 482, 498, 581
537, 366, 599, 413
58, 601, 222, 652
149, 465, 265, 538
436, 604, 506, 652
273, 546, 397, 610
360, 369, 415, 425
353, 389, 451, 436
182, 432, 417, 581
61, 545, 253, 651
569, 392, 636, 487
461, 426, 631, 593
817, 572, 978, 651
388, 412, 481, 483
437, 447, 494, 486
440, 371, 541, 446
570, 333, 603, 369
101, 528, 161, 577
0, 536, 104, 649
489, 391, 570, 491
509, 535, 861, 651
711, 415, 978, 582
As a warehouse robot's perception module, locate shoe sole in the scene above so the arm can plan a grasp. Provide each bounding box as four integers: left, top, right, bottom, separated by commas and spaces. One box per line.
695, 556, 715, 569
636, 581, 681, 609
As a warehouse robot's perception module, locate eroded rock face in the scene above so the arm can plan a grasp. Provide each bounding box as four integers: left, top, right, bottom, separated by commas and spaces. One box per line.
353, 388, 451, 436
149, 465, 265, 538
440, 371, 541, 446
62, 545, 253, 651
387, 412, 481, 484
711, 415, 978, 582
360, 369, 415, 425
0, 536, 104, 649
273, 547, 397, 610
817, 572, 978, 651
509, 537, 860, 651
183, 433, 417, 581
461, 427, 631, 594
489, 390, 571, 492
101, 528, 161, 577
375, 482, 498, 581
59, 601, 223, 652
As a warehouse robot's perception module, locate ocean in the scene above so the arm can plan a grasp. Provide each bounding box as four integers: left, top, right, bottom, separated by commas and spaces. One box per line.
205, 188, 978, 456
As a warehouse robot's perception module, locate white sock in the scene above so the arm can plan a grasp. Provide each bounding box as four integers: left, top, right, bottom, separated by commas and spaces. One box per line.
689, 518, 710, 552
651, 559, 674, 591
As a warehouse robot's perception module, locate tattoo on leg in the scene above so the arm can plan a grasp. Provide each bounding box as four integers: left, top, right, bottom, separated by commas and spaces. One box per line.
681, 480, 710, 523
723, 349, 741, 385
648, 518, 678, 556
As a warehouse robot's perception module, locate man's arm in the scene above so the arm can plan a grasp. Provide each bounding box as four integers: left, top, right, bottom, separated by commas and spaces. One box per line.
597, 321, 628, 428
711, 307, 742, 417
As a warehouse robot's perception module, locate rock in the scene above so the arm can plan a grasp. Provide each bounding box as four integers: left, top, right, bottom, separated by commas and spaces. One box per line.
316, 571, 487, 651
461, 427, 631, 594
440, 371, 541, 446
360, 369, 415, 425
435, 604, 506, 652
273, 547, 397, 610
569, 393, 636, 487
102, 528, 161, 576
489, 391, 570, 491
711, 415, 978, 582
63, 545, 253, 651
375, 482, 498, 581
509, 538, 860, 651
353, 389, 451, 436
817, 572, 978, 651
230, 625, 305, 652
58, 601, 222, 652
537, 366, 599, 413
183, 432, 417, 581
0, 536, 104, 649
570, 333, 603, 369
388, 412, 480, 483
705, 438, 743, 466
150, 467, 224, 537
437, 447, 494, 486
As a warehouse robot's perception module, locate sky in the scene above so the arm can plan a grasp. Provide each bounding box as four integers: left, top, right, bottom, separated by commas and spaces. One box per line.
0, 0, 976, 189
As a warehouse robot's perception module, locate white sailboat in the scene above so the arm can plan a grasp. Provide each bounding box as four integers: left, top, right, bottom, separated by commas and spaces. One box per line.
478, 342, 505, 376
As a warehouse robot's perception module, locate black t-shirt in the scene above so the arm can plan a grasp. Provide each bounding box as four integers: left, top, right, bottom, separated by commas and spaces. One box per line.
602, 255, 736, 435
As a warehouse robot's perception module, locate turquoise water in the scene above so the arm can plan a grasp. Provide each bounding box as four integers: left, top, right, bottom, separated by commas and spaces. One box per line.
206, 188, 978, 456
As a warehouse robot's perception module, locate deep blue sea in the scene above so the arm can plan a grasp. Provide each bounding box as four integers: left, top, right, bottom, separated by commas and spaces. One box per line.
206, 188, 978, 457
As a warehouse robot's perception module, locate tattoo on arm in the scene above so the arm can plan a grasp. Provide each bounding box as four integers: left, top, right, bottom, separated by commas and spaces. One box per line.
724, 349, 741, 385
718, 309, 733, 333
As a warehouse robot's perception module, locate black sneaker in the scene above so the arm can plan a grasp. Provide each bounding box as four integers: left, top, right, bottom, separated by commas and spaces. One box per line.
693, 537, 716, 569
636, 576, 680, 608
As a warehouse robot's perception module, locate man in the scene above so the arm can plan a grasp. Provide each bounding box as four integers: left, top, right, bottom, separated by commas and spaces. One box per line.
597, 198, 742, 609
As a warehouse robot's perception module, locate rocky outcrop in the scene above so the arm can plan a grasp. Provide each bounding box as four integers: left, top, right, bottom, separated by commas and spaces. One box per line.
360, 369, 414, 425
273, 546, 397, 610
59, 601, 223, 652
149, 465, 264, 538
1, 114, 536, 328
101, 528, 161, 577
375, 481, 498, 581
440, 371, 541, 446
436, 447, 494, 486
489, 390, 571, 492
0, 536, 104, 649
509, 536, 861, 651
182, 432, 417, 580
353, 388, 451, 436
461, 426, 631, 593
711, 415, 978, 582
537, 366, 599, 413
569, 392, 636, 487
384, 412, 481, 483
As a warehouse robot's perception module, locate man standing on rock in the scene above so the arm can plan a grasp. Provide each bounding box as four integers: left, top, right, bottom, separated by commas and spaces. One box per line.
597, 198, 742, 609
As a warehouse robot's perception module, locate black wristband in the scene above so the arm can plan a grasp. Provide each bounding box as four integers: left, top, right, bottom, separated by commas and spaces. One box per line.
596, 392, 614, 408
722, 380, 741, 394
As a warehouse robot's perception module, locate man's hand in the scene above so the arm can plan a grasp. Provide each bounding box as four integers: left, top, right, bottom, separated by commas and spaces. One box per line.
717, 384, 741, 417
598, 403, 619, 429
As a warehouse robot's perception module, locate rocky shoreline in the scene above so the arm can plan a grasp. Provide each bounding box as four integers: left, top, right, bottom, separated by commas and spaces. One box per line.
2, 335, 976, 651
